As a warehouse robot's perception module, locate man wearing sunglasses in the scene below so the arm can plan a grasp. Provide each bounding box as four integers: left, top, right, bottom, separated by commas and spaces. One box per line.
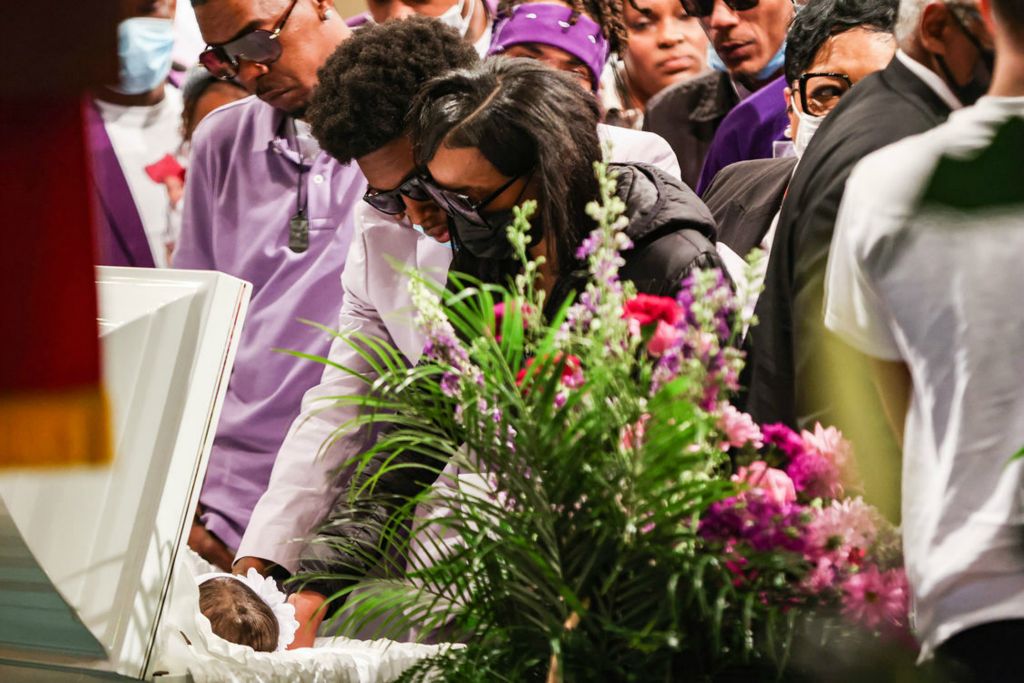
227, 19, 478, 642
643, 0, 795, 188
175, 0, 368, 571
745, 0, 995, 501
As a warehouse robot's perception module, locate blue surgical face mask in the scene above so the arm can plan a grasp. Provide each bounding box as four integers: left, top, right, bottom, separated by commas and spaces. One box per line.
113, 17, 175, 95
706, 40, 787, 82
755, 40, 786, 82
707, 43, 728, 73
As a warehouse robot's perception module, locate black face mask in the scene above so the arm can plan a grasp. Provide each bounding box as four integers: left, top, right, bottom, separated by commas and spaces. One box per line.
935, 9, 995, 106
449, 210, 520, 259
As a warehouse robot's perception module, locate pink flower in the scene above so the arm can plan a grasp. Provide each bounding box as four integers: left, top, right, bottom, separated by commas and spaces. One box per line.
717, 403, 764, 450
621, 413, 651, 450
801, 423, 852, 470
646, 320, 680, 357
731, 461, 796, 505
841, 566, 908, 630
807, 497, 880, 568
804, 557, 839, 593
622, 294, 681, 327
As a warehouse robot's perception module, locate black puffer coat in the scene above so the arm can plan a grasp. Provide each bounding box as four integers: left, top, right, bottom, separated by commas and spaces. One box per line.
295, 162, 723, 598
551, 161, 721, 307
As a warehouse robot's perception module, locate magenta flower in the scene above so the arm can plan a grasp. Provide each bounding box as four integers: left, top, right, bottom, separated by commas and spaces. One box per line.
762, 423, 808, 460
717, 403, 764, 450
841, 566, 908, 630
786, 451, 844, 500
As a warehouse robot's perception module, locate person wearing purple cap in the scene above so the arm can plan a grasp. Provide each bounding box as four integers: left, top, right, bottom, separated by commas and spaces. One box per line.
487, 0, 682, 177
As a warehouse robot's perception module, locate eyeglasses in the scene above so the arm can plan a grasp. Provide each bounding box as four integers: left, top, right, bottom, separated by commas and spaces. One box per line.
419, 171, 527, 229
678, 0, 759, 19
362, 171, 432, 215
797, 72, 853, 117
198, 0, 299, 80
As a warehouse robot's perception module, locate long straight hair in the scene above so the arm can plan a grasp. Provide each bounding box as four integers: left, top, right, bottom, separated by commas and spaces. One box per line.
408, 58, 602, 283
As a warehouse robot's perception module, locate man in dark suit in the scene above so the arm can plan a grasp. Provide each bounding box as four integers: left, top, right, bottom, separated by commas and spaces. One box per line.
744, 0, 994, 514
702, 156, 796, 256
702, 0, 898, 258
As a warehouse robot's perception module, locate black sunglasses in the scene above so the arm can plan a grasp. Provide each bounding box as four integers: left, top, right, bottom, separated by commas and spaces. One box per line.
362, 171, 432, 215
678, 0, 759, 18
199, 0, 299, 80
797, 72, 853, 117
419, 172, 526, 229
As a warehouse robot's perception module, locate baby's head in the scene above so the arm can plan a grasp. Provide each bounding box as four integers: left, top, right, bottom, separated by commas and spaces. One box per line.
199, 577, 279, 652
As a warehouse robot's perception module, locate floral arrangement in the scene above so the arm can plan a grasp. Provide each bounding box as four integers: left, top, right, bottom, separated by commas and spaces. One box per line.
300, 161, 911, 681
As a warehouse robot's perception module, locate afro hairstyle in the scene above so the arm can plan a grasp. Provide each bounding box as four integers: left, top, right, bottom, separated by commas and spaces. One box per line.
307, 17, 480, 164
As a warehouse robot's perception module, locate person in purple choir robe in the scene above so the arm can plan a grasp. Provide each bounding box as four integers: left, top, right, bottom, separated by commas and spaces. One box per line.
88, 0, 182, 269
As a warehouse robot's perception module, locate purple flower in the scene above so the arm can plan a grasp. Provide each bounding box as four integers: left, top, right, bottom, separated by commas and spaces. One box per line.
440, 372, 460, 397
700, 492, 811, 555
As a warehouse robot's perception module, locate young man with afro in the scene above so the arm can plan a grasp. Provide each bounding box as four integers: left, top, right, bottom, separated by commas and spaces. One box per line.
231, 16, 690, 646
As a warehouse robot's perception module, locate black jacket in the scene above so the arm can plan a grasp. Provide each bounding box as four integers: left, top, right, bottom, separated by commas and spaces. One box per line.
296, 162, 722, 597
701, 156, 798, 258
745, 57, 952, 430
548, 162, 721, 309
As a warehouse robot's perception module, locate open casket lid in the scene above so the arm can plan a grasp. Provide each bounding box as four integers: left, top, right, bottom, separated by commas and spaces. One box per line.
0, 267, 251, 680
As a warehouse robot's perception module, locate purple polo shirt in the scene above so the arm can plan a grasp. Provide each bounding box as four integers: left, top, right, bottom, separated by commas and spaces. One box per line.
175, 95, 365, 551
695, 76, 790, 195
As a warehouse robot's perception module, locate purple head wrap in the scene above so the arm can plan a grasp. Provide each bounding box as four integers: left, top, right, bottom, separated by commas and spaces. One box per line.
487, 3, 609, 91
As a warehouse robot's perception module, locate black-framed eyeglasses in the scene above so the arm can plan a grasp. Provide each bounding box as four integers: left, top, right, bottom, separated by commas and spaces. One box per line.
362, 170, 432, 215
678, 0, 759, 19
419, 171, 527, 229
797, 72, 853, 117
199, 0, 299, 80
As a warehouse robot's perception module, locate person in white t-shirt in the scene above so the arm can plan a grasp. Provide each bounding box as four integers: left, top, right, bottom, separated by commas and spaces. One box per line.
824, 0, 1024, 676
90, 0, 183, 268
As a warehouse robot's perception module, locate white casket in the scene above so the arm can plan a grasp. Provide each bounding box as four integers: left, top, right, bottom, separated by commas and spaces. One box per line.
0, 267, 251, 681
0, 268, 453, 683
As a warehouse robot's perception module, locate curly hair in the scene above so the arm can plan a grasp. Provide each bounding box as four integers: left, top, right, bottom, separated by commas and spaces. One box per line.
498, 0, 628, 54
307, 17, 480, 163
199, 577, 279, 652
785, 0, 898, 83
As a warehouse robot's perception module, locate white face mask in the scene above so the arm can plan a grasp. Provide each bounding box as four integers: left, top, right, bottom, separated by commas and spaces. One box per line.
791, 94, 825, 159
438, 0, 474, 38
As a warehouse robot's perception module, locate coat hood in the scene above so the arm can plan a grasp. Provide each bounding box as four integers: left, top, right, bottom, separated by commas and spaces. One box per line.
611, 162, 718, 246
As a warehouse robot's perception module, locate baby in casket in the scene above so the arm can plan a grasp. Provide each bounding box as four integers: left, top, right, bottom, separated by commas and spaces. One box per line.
196, 569, 299, 652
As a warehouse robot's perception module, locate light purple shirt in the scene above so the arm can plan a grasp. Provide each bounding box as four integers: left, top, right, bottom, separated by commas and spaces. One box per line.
174, 95, 366, 551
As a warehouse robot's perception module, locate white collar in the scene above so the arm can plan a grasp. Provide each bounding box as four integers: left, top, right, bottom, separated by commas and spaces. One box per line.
895, 49, 963, 112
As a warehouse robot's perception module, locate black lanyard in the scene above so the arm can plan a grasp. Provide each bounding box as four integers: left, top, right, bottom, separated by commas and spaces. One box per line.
288, 117, 309, 253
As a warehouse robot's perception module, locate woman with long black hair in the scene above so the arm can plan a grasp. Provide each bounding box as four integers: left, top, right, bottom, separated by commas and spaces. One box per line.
409, 57, 722, 310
